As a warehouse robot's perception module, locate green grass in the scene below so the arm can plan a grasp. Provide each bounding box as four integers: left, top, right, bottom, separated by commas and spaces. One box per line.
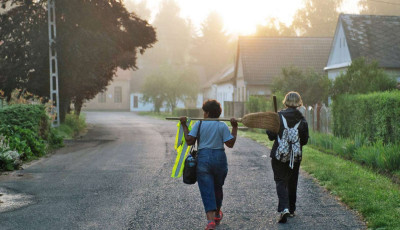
54, 113, 87, 139
238, 130, 400, 229
138, 111, 173, 120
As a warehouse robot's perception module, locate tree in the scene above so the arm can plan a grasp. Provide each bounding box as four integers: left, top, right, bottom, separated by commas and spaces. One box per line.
359, 0, 400, 16
191, 11, 233, 79
141, 64, 199, 112
144, 0, 192, 65
272, 66, 331, 105
0, 0, 156, 121
331, 58, 397, 97
124, 0, 151, 20
291, 0, 343, 37
255, 18, 296, 37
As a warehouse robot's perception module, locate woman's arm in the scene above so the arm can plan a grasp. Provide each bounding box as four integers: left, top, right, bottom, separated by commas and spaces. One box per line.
179, 117, 196, 145
225, 118, 238, 148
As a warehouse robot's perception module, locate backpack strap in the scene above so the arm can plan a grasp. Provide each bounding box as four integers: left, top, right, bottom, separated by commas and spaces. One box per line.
281, 114, 289, 129
294, 120, 301, 129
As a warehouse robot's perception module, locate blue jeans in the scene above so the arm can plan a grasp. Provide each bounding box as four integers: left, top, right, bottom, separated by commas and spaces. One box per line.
197, 148, 228, 213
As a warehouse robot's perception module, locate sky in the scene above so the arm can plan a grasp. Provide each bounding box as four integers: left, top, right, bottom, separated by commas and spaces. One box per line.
125, 0, 361, 35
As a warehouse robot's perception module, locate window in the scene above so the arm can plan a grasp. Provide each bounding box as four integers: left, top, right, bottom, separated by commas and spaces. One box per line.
114, 87, 122, 103
134, 96, 138, 108
98, 92, 106, 103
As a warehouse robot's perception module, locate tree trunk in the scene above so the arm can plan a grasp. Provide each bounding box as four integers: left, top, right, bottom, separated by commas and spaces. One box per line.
59, 97, 71, 123
74, 99, 83, 117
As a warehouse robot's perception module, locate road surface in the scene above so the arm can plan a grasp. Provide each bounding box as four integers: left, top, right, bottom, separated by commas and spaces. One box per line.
0, 112, 366, 229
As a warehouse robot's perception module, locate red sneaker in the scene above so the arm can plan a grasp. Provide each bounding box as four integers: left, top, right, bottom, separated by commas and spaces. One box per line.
214, 210, 223, 225
205, 221, 216, 230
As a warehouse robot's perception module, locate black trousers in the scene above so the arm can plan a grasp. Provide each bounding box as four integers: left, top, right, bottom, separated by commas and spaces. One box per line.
271, 158, 300, 212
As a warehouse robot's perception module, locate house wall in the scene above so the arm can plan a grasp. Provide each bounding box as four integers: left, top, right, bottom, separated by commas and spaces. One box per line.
235, 79, 246, 102
247, 85, 272, 97
216, 83, 234, 117
84, 80, 130, 111
327, 22, 352, 68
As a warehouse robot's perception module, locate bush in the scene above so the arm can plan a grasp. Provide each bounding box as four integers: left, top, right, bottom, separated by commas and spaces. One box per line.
246, 93, 285, 113
0, 104, 49, 139
354, 141, 400, 172
332, 91, 400, 143
0, 149, 21, 171
0, 104, 64, 170
331, 58, 397, 97
55, 113, 87, 139
272, 66, 331, 105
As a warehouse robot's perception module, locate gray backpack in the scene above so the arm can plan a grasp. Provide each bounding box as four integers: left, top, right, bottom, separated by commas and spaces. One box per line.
275, 114, 302, 169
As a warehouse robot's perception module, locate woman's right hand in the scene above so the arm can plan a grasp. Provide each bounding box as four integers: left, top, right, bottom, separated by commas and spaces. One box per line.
179, 116, 187, 126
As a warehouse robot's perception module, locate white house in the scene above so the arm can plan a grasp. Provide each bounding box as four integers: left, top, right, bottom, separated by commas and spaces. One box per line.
202, 65, 235, 117
325, 14, 400, 82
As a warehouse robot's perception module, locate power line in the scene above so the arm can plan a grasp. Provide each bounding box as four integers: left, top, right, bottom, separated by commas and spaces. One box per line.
367, 0, 400, 6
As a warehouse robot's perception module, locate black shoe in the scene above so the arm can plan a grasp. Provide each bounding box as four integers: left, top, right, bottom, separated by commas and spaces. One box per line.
278, 209, 290, 223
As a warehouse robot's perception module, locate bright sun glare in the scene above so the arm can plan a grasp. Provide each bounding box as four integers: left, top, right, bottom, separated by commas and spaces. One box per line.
128, 0, 360, 35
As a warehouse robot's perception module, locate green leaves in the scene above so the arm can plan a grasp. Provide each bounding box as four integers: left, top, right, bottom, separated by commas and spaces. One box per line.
332, 91, 400, 144
272, 66, 331, 106
331, 58, 397, 97
141, 64, 199, 112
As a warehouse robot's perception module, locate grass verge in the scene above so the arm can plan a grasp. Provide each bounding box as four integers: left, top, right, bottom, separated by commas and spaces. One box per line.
138, 111, 173, 120
238, 130, 400, 229
53, 113, 87, 140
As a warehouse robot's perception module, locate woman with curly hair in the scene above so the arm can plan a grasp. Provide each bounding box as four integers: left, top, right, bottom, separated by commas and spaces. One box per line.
180, 99, 238, 230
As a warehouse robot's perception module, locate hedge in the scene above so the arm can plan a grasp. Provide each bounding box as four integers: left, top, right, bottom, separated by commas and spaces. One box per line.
0, 104, 63, 170
332, 91, 400, 143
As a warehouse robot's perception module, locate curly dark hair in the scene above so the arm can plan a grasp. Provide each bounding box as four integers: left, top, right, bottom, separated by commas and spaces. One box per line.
202, 99, 222, 118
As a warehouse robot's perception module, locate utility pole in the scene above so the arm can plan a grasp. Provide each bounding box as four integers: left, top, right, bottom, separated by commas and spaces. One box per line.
48, 0, 60, 127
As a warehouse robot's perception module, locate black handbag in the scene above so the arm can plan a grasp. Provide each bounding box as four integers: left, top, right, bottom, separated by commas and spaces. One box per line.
183, 121, 202, 184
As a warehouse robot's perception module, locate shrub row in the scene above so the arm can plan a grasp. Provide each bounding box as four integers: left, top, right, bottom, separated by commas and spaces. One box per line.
332, 91, 400, 143
309, 131, 400, 173
0, 104, 63, 171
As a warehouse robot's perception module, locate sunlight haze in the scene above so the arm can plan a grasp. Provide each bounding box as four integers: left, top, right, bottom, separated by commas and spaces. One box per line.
125, 0, 360, 35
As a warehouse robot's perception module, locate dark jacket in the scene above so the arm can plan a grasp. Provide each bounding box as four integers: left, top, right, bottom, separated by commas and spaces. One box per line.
266, 107, 309, 160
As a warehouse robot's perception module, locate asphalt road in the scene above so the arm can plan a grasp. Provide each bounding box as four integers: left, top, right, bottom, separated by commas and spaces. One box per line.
0, 112, 366, 230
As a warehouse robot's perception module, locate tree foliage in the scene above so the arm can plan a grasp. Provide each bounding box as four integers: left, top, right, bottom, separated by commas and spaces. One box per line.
144, 0, 191, 65
141, 64, 199, 112
359, 0, 400, 16
272, 66, 331, 105
191, 11, 233, 78
331, 58, 397, 97
255, 18, 296, 37
0, 0, 156, 121
292, 0, 343, 37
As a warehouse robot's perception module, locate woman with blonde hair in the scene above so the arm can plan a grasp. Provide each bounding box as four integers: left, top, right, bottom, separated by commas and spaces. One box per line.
266, 91, 309, 223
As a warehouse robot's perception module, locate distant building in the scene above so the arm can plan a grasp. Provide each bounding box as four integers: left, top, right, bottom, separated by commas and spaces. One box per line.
234, 36, 333, 101
83, 68, 131, 111
325, 14, 400, 82
202, 65, 235, 117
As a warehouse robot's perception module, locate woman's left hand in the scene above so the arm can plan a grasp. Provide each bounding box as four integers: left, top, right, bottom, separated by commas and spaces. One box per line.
230, 118, 238, 128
